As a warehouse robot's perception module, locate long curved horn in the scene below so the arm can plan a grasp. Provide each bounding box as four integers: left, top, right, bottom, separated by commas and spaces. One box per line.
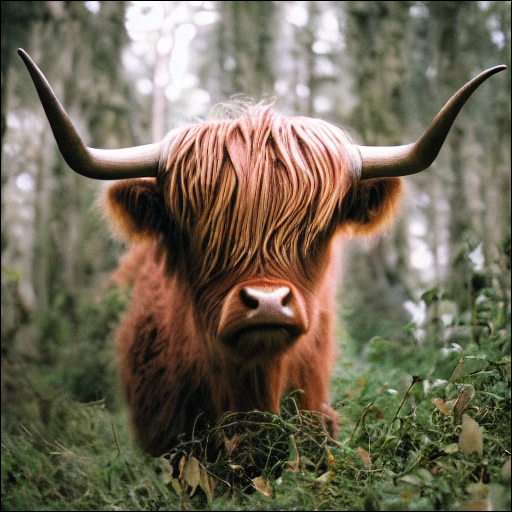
358, 65, 507, 180
18, 49, 161, 180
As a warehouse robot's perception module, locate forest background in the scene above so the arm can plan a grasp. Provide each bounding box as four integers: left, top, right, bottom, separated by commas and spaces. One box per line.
1, 1, 510, 510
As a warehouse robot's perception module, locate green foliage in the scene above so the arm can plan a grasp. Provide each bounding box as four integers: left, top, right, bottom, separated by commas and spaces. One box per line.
35, 300, 74, 365
160, 391, 338, 507
1, 401, 181, 511
340, 344, 510, 510
1, 266, 30, 353
51, 287, 130, 406
329, 261, 511, 510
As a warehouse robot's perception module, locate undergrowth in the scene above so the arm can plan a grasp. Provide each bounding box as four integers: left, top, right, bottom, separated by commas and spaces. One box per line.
2, 254, 510, 510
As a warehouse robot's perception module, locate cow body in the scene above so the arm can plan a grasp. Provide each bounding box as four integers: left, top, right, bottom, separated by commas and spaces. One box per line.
113, 236, 340, 456
106, 106, 402, 456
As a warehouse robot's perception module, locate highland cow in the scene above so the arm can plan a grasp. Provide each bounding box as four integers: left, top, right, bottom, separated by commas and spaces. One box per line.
18, 49, 505, 456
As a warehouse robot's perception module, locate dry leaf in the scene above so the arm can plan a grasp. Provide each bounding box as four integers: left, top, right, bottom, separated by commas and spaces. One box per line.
198, 464, 213, 502
356, 447, 372, 469
178, 455, 186, 477
454, 385, 475, 418
170, 477, 183, 498
459, 414, 483, 456
316, 471, 332, 484
168, 456, 187, 497
432, 397, 451, 416
183, 456, 200, 496
159, 458, 173, 485
252, 476, 272, 497
286, 458, 300, 472
223, 432, 244, 457
400, 474, 422, 486
326, 447, 335, 467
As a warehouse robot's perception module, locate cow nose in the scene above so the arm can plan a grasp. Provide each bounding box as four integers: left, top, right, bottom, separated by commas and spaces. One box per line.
239, 286, 294, 318
218, 282, 308, 345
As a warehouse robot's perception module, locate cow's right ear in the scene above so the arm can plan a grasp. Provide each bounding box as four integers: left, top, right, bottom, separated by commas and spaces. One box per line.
340, 177, 403, 237
104, 179, 170, 241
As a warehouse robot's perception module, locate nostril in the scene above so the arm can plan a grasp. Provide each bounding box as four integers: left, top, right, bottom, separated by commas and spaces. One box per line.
240, 287, 259, 309
281, 288, 293, 307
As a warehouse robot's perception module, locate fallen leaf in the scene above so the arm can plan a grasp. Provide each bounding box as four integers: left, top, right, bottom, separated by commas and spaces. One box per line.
223, 432, 244, 457
160, 458, 173, 485
432, 398, 451, 416
326, 447, 335, 467
356, 447, 372, 469
252, 476, 272, 497
316, 471, 332, 484
183, 456, 200, 496
459, 414, 483, 456
198, 464, 213, 502
178, 455, 186, 478
454, 385, 475, 418
170, 477, 182, 498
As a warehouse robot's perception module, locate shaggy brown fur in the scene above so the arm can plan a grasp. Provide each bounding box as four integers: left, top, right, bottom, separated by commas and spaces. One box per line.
107, 104, 402, 456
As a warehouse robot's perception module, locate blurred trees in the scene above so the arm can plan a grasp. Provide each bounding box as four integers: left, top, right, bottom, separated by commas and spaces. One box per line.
1, 1, 510, 383
2, 1, 134, 312
2, 1, 136, 406
341, 0, 510, 344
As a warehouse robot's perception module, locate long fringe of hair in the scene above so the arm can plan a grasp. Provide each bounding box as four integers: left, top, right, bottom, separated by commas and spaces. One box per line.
158, 103, 361, 293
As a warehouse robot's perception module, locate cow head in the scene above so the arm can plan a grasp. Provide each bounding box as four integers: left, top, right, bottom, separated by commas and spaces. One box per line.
18, 48, 506, 366
102, 107, 405, 364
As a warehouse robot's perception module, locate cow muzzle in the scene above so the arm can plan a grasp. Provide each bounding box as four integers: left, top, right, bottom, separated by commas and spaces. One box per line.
218, 280, 308, 359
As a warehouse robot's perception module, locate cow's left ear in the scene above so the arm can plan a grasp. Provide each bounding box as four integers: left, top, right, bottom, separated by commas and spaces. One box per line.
104, 178, 171, 241
341, 177, 403, 236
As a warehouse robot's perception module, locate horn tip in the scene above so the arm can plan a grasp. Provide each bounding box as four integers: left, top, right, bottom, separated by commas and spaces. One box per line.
486, 64, 507, 77
17, 48, 31, 64
481, 64, 508, 82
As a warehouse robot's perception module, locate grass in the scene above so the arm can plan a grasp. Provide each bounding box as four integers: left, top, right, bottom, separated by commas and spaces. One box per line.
2, 269, 510, 510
